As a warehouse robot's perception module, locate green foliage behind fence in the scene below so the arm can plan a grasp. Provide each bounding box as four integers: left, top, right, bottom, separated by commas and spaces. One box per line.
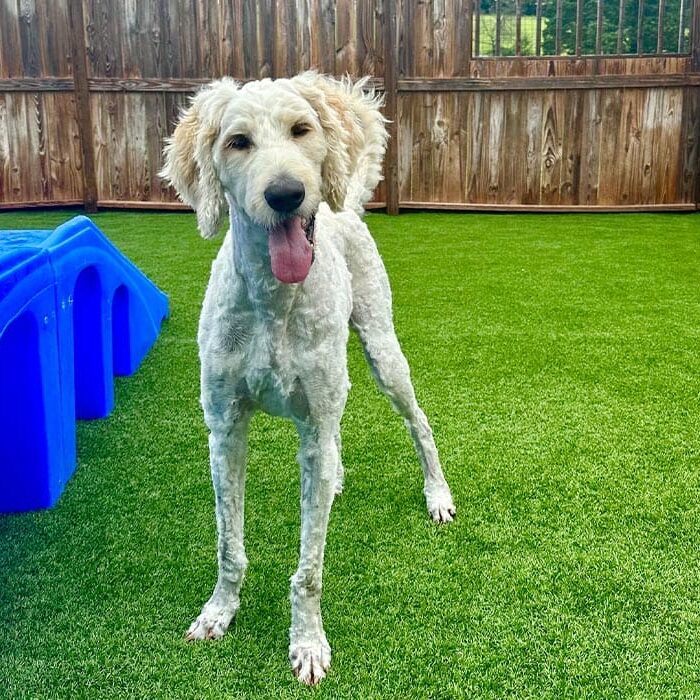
476, 0, 693, 56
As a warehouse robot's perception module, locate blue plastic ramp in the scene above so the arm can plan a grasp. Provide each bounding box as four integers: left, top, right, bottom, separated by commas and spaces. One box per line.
0, 216, 169, 513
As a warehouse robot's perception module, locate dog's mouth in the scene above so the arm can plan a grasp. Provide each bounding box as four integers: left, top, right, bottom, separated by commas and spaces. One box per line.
302, 214, 316, 247
267, 214, 316, 284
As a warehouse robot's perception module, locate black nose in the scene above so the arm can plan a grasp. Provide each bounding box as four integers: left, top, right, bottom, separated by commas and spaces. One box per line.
264, 178, 305, 213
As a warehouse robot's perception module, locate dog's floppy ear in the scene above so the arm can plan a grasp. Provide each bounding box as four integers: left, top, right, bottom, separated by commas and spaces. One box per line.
160, 79, 239, 239
291, 72, 388, 213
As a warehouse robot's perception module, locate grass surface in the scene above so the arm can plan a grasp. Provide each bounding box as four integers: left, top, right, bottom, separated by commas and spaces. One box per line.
1, 210, 700, 699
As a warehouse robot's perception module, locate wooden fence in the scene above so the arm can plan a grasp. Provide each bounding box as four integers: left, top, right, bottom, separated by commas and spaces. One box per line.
0, 0, 699, 213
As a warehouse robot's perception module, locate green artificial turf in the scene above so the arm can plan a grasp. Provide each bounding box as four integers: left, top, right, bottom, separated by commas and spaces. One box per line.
1, 209, 699, 699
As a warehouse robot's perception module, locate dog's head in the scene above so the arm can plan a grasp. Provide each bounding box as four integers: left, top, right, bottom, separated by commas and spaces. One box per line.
160, 72, 387, 283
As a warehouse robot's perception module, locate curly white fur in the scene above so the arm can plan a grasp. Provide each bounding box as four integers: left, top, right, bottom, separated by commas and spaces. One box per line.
160, 72, 455, 686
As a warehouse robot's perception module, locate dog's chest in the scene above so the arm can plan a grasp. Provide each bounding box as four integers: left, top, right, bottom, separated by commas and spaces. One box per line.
226, 308, 314, 419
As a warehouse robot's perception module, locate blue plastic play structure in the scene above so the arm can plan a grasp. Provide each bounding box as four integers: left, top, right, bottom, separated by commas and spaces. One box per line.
0, 216, 168, 513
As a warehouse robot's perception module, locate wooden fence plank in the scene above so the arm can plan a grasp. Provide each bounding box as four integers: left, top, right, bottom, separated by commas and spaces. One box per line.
17, 0, 42, 78
679, 87, 699, 202
478, 93, 504, 201
0, 95, 11, 201
124, 93, 148, 200
33, 93, 51, 201
655, 88, 682, 202
523, 91, 543, 203
335, 0, 356, 75
449, 0, 472, 76
69, 0, 98, 211
640, 89, 662, 202
0, 1, 22, 79
84, 0, 122, 77
44, 93, 83, 202
453, 92, 469, 201
466, 91, 484, 201
383, 0, 399, 213
503, 92, 524, 201
6, 94, 42, 202
612, 88, 640, 204
541, 91, 565, 204
559, 90, 583, 204
579, 89, 602, 204
92, 93, 125, 200
397, 92, 412, 201
693, 0, 700, 70
41, 1, 73, 77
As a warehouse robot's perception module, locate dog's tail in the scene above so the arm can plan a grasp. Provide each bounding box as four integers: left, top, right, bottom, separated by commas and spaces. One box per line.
342, 77, 389, 216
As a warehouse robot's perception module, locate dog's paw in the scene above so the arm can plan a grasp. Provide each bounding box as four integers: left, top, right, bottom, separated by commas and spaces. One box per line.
185, 601, 238, 641
425, 484, 456, 524
289, 638, 331, 685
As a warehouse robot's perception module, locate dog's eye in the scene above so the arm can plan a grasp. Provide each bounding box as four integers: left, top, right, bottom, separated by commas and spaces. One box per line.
291, 123, 311, 138
227, 134, 252, 150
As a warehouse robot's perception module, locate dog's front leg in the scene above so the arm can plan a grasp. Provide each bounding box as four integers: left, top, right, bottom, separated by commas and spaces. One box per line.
186, 403, 253, 641
289, 422, 338, 685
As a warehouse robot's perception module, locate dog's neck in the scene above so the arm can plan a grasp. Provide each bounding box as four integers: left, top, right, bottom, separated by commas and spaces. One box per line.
228, 204, 300, 316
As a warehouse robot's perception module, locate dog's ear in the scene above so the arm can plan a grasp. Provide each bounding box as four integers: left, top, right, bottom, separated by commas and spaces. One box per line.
160, 79, 239, 239
291, 72, 388, 213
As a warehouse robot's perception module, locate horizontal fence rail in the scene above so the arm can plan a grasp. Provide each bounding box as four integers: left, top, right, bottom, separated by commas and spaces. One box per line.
0, 0, 699, 213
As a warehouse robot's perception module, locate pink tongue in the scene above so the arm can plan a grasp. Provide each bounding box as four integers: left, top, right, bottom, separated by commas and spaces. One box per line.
268, 216, 313, 284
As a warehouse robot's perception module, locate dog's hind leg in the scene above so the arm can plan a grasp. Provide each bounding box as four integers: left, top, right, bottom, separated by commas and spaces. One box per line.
186, 399, 253, 641
355, 321, 456, 523
344, 221, 455, 523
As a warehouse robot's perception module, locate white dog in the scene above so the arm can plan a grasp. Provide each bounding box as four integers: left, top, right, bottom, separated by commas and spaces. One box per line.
161, 72, 455, 685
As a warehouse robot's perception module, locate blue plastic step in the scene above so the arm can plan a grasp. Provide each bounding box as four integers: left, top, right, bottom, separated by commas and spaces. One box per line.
0, 216, 169, 513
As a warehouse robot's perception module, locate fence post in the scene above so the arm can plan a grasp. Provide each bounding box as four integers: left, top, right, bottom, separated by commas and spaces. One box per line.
383, 0, 399, 215
67, 0, 98, 213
